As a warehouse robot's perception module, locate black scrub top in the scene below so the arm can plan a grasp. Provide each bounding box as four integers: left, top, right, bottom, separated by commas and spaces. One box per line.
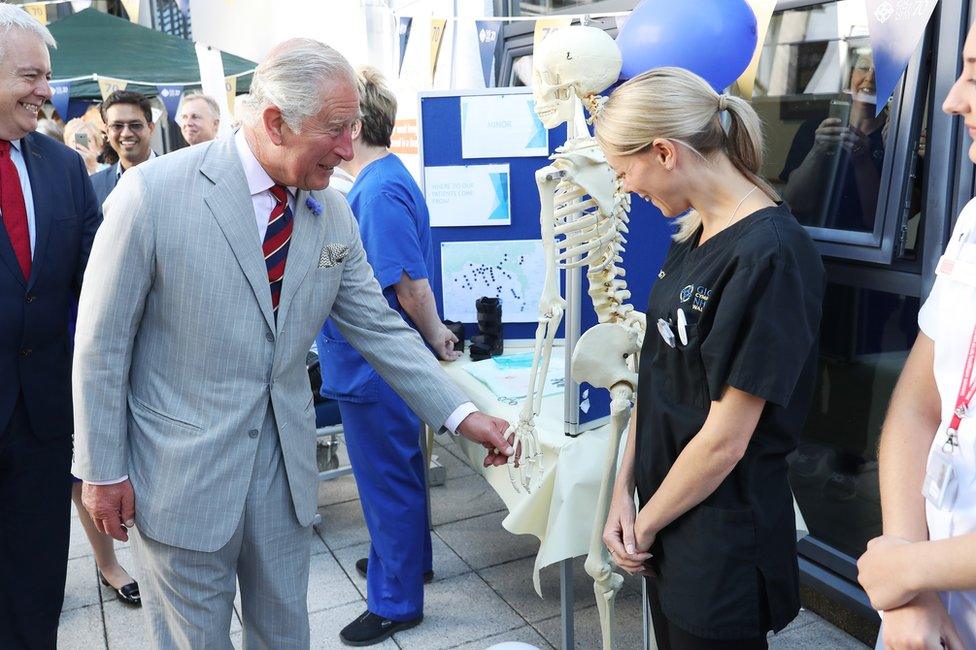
636, 203, 824, 639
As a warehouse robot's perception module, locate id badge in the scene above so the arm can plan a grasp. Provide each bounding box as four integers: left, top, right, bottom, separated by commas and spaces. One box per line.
922, 446, 958, 511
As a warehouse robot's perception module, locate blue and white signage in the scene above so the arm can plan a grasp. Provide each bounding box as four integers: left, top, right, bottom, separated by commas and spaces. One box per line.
460, 94, 548, 159
156, 84, 184, 120
865, 0, 938, 117
425, 163, 511, 228
475, 20, 503, 88
49, 80, 71, 120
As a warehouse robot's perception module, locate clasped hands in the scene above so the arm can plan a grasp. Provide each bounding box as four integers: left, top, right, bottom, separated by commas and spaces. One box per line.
603, 488, 656, 576
857, 534, 923, 612
858, 535, 965, 649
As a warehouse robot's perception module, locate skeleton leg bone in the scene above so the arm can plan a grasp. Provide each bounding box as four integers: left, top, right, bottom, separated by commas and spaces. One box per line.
583, 383, 632, 650
572, 324, 643, 650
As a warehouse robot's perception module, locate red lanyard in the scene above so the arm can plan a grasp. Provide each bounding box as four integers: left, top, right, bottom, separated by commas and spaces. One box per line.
947, 323, 976, 445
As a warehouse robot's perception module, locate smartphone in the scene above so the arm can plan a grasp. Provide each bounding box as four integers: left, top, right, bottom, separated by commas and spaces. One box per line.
73, 131, 90, 148
828, 99, 851, 125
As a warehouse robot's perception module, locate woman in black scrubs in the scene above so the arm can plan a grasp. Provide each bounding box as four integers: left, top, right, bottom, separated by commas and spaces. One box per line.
592, 67, 825, 649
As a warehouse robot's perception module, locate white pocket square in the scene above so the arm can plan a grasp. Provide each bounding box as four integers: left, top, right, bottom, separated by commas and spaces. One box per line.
319, 243, 349, 268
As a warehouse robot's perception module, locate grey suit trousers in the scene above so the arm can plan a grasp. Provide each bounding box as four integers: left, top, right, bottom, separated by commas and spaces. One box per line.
132, 405, 312, 649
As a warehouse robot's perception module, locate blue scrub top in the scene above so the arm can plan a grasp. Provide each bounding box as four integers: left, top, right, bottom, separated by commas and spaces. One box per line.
317, 154, 435, 402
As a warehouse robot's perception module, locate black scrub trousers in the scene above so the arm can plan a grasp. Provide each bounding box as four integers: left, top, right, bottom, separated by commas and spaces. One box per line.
636, 204, 824, 649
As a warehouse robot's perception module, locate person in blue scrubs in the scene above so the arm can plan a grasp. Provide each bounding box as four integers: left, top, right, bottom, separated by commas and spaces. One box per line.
317, 66, 461, 647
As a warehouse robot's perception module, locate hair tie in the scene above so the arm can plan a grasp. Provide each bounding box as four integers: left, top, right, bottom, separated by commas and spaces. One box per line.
717, 94, 728, 113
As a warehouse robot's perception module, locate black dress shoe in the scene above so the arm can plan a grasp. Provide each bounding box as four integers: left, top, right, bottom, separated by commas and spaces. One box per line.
355, 557, 433, 584
99, 572, 141, 606
339, 610, 422, 646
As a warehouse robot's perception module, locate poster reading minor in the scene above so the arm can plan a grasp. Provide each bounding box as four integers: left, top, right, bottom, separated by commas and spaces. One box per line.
424, 164, 511, 228
460, 94, 549, 159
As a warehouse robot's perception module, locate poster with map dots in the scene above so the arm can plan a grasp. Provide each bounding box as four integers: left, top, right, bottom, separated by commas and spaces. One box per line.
440, 239, 551, 323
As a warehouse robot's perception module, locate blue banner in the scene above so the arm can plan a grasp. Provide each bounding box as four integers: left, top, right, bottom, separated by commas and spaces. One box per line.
475, 20, 502, 88
49, 80, 71, 120
865, 0, 938, 117
398, 16, 413, 76
156, 84, 184, 120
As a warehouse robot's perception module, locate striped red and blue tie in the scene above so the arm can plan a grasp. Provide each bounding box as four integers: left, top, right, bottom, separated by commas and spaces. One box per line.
263, 184, 293, 318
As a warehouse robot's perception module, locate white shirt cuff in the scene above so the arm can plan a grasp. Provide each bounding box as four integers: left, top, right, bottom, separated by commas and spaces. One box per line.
85, 475, 129, 485
444, 402, 478, 435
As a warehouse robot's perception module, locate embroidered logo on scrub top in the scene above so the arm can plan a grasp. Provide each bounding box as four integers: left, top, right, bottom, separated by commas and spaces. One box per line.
692, 285, 712, 312
680, 284, 694, 303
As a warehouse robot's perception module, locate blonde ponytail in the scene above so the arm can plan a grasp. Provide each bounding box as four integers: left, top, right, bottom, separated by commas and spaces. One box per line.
593, 68, 777, 242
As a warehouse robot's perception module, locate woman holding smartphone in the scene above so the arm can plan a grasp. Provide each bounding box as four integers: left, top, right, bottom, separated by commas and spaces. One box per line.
593, 67, 825, 649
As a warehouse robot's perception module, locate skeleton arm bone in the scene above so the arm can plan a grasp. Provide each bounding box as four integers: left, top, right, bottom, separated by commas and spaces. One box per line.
505, 165, 568, 492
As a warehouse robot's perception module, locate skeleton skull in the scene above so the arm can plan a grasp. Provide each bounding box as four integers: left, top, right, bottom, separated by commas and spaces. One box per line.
532, 26, 622, 129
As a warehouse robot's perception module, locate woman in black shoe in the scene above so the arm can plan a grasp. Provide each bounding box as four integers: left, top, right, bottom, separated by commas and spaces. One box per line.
592, 67, 825, 650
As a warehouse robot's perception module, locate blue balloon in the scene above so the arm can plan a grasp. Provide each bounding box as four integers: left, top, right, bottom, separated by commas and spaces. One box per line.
617, 0, 758, 90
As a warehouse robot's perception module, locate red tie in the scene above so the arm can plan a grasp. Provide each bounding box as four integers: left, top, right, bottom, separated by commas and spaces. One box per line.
263, 185, 293, 316
0, 140, 31, 279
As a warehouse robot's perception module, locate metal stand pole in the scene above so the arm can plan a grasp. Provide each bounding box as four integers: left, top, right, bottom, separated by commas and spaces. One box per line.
642, 579, 652, 650
563, 103, 582, 443
558, 101, 583, 650
560, 559, 575, 649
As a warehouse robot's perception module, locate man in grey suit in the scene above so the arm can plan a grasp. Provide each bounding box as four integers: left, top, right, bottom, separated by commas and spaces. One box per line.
72, 38, 514, 648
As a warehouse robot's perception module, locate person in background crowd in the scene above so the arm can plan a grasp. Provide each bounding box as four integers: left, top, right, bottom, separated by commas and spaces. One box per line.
178, 90, 220, 145
35, 117, 62, 141
316, 66, 460, 646
63, 118, 108, 175
71, 38, 514, 648
0, 6, 101, 648
89, 90, 155, 206
595, 67, 825, 650
781, 50, 887, 232
856, 22, 976, 650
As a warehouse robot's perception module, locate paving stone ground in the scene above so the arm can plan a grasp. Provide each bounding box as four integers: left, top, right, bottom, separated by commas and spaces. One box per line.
59, 437, 870, 649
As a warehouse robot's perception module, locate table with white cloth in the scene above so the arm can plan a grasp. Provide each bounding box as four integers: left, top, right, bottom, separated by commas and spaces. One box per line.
439, 340, 616, 596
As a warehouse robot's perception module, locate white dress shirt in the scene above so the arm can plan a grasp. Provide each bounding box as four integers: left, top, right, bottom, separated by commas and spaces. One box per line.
1, 139, 36, 256
114, 150, 157, 180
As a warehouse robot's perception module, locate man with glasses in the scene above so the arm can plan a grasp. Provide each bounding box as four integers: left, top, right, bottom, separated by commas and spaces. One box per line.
90, 90, 156, 206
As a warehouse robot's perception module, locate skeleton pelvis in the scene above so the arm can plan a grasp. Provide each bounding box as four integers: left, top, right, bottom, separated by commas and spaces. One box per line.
571, 323, 639, 391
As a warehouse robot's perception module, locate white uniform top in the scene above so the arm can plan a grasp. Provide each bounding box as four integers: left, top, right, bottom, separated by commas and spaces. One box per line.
918, 196, 976, 645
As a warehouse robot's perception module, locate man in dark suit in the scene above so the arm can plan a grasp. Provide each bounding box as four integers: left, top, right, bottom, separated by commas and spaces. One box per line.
0, 7, 101, 648
89, 90, 155, 206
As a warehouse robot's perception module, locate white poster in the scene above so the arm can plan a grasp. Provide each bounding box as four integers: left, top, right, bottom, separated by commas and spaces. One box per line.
194, 42, 233, 139
464, 352, 565, 403
425, 164, 511, 228
440, 239, 549, 323
460, 94, 549, 159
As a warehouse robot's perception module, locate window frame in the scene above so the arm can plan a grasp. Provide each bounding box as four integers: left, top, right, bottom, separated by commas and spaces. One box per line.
756, 0, 932, 264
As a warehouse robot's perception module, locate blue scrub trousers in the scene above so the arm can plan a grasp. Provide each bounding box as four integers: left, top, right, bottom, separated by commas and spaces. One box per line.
338, 377, 432, 621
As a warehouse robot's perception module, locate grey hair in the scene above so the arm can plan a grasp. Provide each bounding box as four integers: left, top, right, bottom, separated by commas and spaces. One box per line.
179, 91, 220, 120
594, 67, 777, 242
0, 3, 56, 61
244, 38, 357, 133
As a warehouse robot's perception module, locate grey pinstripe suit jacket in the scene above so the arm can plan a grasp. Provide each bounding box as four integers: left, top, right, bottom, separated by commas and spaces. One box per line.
71, 136, 468, 552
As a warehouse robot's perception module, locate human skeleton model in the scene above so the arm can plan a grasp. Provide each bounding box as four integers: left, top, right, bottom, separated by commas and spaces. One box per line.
506, 26, 648, 649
